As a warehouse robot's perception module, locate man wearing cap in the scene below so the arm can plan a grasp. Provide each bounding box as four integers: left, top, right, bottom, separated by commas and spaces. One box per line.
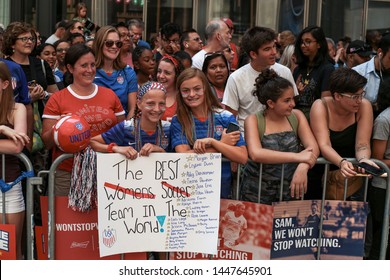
191, 19, 232, 70
353, 34, 390, 107
222, 18, 240, 71
346, 40, 372, 68
46, 20, 68, 45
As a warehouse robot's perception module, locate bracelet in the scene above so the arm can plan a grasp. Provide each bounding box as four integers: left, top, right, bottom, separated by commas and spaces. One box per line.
107, 143, 117, 153
357, 156, 366, 162
339, 158, 347, 168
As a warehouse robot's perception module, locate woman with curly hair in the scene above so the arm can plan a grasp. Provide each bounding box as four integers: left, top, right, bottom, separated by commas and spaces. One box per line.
240, 68, 319, 205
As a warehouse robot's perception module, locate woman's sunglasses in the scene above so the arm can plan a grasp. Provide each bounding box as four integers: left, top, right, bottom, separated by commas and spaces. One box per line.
104, 40, 123, 48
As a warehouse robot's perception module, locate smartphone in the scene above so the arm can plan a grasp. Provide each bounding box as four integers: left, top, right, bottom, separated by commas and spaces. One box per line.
28, 80, 37, 87
226, 122, 240, 133
84, 19, 95, 32
354, 162, 385, 176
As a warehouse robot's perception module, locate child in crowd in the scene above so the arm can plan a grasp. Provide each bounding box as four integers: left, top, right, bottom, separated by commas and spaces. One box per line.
90, 81, 171, 158
132, 46, 156, 88
240, 69, 319, 205
156, 54, 184, 121
170, 68, 247, 198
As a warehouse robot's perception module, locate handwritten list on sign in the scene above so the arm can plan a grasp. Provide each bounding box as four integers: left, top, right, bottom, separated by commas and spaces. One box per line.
96, 153, 221, 257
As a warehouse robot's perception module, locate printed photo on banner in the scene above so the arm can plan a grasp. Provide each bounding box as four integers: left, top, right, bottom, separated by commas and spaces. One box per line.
271, 200, 368, 260
96, 153, 222, 257
38, 196, 146, 260
170, 199, 273, 260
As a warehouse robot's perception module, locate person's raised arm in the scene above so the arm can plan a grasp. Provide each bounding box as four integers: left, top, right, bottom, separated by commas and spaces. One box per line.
355, 99, 375, 165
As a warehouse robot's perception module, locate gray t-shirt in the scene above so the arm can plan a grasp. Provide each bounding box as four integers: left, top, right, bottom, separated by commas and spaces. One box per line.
372, 107, 390, 189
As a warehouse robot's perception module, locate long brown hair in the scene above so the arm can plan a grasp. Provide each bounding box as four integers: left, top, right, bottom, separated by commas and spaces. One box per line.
0, 61, 15, 125
175, 68, 221, 146
92, 25, 125, 70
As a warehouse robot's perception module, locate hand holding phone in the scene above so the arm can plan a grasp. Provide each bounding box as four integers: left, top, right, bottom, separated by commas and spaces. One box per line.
354, 162, 385, 176
226, 122, 240, 133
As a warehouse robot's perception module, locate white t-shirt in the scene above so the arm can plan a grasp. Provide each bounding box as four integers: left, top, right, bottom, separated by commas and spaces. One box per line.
191, 49, 207, 70
222, 62, 298, 131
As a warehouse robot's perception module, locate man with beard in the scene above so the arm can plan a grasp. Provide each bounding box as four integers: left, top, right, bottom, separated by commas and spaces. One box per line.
191, 19, 232, 70
353, 34, 390, 116
222, 26, 298, 131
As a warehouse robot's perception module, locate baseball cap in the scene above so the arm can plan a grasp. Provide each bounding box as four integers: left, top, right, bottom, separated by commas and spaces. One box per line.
222, 18, 234, 30
346, 40, 373, 57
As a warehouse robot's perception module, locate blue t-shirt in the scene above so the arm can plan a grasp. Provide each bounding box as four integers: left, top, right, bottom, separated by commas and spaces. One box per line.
0, 58, 30, 105
170, 109, 246, 198
94, 66, 138, 116
101, 119, 171, 152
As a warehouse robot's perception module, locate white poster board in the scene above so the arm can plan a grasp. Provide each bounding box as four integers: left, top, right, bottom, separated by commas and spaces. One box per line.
97, 153, 221, 257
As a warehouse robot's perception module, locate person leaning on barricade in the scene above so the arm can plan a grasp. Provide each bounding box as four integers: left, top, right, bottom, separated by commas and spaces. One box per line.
170, 68, 247, 199
369, 77, 390, 259
310, 67, 377, 201
41, 44, 125, 199
240, 68, 319, 205
0, 61, 30, 259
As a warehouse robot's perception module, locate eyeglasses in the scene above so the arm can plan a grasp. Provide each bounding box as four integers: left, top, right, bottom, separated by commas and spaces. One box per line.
56, 48, 69, 53
74, 26, 84, 31
204, 51, 224, 60
16, 37, 36, 43
180, 87, 204, 98
339, 92, 366, 101
104, 40, 123, 48
189, 37, 201, 42
300, 40, 317, 47
162, 38, 180, 45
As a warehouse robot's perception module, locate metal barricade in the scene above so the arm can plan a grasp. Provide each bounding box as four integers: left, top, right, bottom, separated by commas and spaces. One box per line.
39, 155, 390, 260
236, 157, 390, 260
1, 153, 39, 260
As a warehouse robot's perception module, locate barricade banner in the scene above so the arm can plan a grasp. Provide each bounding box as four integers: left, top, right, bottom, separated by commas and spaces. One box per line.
0, 223, 16, 260
39, 196, 147, 260
170, 199, 273, 260
271, 200, 368, 260
96, 153, 221, 257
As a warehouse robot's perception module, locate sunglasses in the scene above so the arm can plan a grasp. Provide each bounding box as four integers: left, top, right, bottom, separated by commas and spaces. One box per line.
74, 26, 84, 31
104, 40, 123, 48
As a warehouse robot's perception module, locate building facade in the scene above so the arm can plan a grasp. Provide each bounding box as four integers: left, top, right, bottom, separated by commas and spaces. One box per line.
1, 0, 390, 46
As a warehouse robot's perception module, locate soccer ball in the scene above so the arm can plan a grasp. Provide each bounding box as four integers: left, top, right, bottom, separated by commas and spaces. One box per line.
53, 115, 91, 153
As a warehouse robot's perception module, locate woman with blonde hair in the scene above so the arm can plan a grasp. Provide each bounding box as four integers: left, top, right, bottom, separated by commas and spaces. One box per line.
93, 26, 138, 118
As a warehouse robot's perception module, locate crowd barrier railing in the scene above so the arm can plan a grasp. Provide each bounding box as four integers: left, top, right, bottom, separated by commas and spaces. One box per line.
3, 153, 386, 260
1, 153, 39, 260
235, 157, 390, 260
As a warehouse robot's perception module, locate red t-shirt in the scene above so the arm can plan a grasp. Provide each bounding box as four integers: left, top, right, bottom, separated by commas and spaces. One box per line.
43, 84, 125, 171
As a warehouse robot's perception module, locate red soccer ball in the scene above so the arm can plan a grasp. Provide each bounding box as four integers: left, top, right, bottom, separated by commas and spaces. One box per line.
53, 115, 91, 153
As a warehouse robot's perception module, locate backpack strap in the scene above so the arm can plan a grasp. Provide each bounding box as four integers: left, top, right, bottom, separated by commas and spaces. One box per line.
256, 110, 298, 141
287, 111, 299, 134
255, 111, 266, 141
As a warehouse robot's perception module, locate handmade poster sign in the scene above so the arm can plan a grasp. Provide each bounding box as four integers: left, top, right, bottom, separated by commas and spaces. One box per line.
96, 153, 221, 257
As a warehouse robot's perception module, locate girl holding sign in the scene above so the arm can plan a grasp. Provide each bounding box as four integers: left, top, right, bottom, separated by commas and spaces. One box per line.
170, 68, 247, 198
90, 81, 171, 158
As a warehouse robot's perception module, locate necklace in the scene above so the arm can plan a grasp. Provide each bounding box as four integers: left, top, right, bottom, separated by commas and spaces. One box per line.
306, 66, 313, 76
135, 118, 162, 151
190, 110, 215, 144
